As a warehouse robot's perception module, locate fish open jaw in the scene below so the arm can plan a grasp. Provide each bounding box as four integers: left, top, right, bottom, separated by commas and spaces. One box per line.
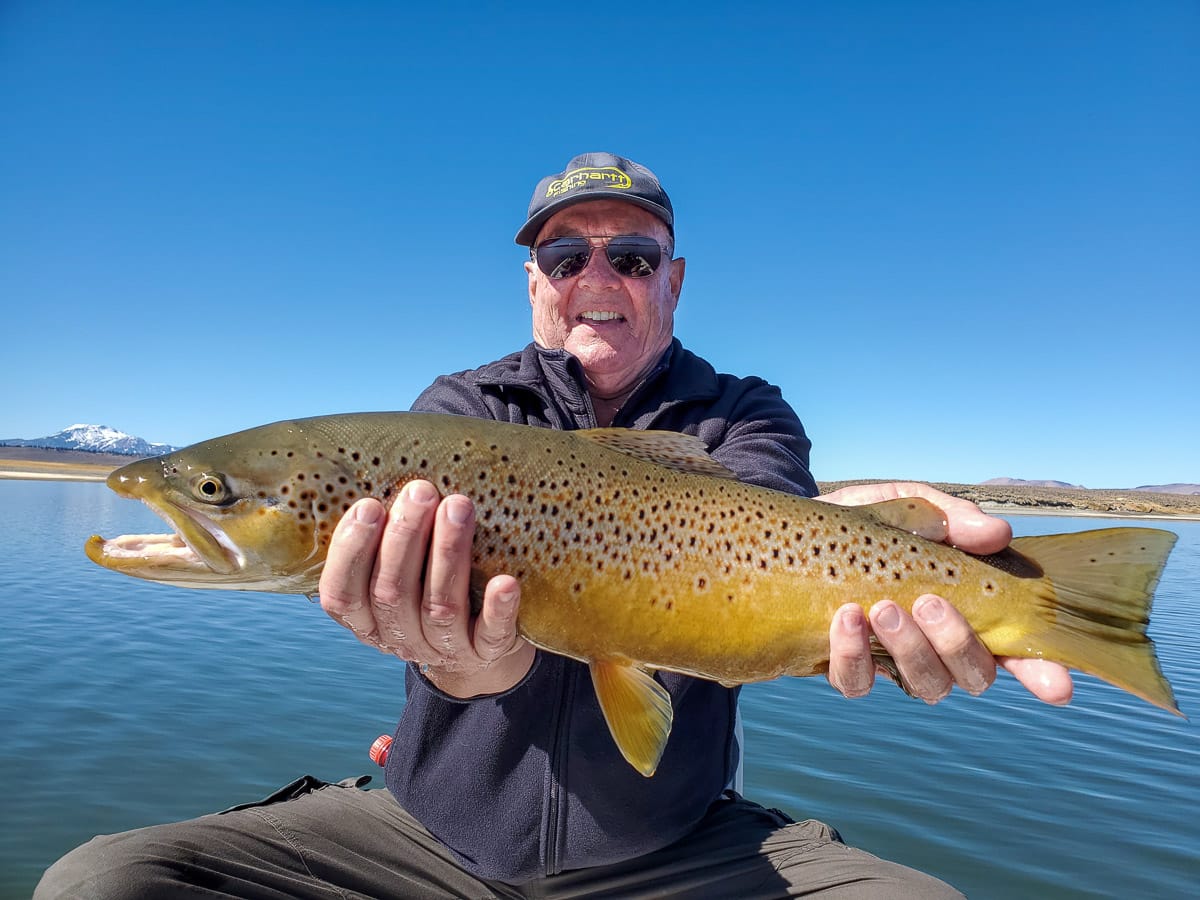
87, 498, 245, 578
96, 532, 200, 562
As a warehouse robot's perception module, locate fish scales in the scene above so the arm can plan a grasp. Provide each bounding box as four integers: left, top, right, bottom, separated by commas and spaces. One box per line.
85, 412, 1182, 776
291, 415, 980, 682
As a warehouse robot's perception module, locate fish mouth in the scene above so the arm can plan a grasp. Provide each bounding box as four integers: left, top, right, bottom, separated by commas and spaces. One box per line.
86, 494, 246, 583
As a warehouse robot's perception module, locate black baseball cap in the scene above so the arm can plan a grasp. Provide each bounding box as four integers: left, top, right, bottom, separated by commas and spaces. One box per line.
515, 152, 674, 246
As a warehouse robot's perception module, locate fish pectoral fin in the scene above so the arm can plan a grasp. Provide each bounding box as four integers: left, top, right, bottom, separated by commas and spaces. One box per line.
575, 429, 738, 480
861, 498, 948, 542
589, 659, 674, 777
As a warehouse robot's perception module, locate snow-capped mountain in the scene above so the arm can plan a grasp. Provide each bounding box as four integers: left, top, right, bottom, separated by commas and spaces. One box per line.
1, 424, 177, 456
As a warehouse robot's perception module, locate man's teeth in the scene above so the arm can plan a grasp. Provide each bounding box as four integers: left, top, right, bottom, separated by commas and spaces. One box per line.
580, 311, 623, 321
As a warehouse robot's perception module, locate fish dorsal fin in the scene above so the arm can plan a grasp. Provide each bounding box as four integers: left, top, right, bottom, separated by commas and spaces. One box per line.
589, 658, 674, 777
576, 429, 737, 479
860, 497, 949, 542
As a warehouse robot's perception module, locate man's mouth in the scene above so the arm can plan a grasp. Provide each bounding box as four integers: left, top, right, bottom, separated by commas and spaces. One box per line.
579, 311, 625, 322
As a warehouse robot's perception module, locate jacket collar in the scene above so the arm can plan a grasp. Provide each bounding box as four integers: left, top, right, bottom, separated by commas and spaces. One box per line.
475, 339, 722, 418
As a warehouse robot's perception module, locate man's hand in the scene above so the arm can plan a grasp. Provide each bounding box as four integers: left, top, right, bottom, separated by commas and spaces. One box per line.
818, 482, 1074, 706
319, 480, 534, 699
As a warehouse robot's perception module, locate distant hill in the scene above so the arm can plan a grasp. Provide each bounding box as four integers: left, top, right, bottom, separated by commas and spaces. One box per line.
0, 424, 176, 457
1131, 483, 1200, 496
982, 477, 1085, 489
984, 477, 1199, 495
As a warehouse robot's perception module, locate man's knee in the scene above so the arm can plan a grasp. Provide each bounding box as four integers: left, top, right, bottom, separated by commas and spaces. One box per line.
35, 828, 190, 900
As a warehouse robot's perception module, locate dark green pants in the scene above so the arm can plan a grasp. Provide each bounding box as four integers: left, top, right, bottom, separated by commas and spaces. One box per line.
36, 776, 963, 899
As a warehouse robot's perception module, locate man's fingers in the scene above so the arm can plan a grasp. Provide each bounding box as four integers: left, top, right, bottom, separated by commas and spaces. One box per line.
473, 575, 524, 663
1001, 657, 1074, 705
869, 600, 954, 703
827, 604, 875, 698
364, 480, 441, 660
911, 594, 996, 696
319, 498, 386, 642
420, 494, 477, 666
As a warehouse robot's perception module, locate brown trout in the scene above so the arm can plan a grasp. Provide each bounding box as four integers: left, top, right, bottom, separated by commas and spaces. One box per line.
86, 412, 1181, 775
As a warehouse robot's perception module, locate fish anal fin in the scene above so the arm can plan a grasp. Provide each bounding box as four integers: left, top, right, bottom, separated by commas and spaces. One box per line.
861, 498, 948, 542
576, 429, 737, 480
589, 658, 674, 777
868, 639, 922, 700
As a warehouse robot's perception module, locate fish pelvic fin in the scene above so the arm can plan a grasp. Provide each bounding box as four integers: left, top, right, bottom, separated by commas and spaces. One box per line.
589, 658, 674, 777
575, 429, 738, 480
1002, 528, 1181, 716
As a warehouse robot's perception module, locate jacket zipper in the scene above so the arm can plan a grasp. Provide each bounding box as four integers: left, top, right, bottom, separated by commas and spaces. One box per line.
543, 660, 576, 875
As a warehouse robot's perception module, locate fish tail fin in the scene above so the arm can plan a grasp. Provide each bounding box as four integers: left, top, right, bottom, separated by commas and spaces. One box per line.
1006, 528, 1181, 716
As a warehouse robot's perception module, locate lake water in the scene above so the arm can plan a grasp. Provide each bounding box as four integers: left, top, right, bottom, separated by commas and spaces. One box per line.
1, 480, 1196, 898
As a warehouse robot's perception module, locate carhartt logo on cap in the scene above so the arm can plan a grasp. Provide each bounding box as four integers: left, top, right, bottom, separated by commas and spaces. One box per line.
546, 167, 633, 198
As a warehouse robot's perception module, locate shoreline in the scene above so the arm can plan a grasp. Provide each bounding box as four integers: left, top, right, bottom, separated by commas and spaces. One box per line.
976, 503, 1200, 522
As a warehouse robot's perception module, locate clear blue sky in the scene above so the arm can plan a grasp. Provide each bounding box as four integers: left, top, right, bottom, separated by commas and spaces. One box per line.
2, 1, 1196, 487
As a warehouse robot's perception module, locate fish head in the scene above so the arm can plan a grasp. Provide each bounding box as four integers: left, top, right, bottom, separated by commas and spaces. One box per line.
85, 420, 361, 594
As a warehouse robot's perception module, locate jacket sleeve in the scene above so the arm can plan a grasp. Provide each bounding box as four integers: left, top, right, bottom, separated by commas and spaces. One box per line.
705, 380, 819, 498
410, 373, 500, 419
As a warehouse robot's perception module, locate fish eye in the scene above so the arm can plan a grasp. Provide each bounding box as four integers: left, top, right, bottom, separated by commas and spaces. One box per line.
190, 474, 229, 504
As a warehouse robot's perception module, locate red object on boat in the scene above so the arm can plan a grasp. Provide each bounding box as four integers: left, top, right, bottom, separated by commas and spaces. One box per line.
369, 734, 393, 767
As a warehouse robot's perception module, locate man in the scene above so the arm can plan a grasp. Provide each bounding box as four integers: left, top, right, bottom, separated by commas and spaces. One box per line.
39, 153, 1071, 898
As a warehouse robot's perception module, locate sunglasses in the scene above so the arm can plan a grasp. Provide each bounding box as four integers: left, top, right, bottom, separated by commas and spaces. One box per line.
532, 235, 668, 280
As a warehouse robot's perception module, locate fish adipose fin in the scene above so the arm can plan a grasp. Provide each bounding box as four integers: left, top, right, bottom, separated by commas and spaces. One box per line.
589, 658, 674, 777
996, 528, 1181, 716
576, 429, 738, 480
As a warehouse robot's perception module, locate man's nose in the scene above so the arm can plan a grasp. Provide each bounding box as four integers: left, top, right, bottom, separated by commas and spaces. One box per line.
578, 247, 621, 287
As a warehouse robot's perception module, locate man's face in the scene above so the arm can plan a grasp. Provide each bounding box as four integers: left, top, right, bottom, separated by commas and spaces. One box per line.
526, 200, 685, 390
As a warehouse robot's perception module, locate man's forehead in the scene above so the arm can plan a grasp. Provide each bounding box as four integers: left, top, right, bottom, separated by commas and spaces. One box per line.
538, 200, 668, 238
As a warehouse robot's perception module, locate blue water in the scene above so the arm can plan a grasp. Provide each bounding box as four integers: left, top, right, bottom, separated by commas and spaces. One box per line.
1, 480, 1196, 898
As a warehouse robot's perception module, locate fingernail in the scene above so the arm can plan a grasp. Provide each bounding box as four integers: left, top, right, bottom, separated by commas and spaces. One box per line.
445, 497, 472, 525
354, 501, 382, 524
914, 595, 945, 625
406, 480, 437, 504
874, 602, 900, 632
840, 607, 863, 635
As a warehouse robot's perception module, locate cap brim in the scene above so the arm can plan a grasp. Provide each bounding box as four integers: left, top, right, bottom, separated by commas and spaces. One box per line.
515, 194, 674, 246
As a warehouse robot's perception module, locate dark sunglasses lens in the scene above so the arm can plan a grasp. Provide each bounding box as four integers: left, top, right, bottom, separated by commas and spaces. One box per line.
536, 238, 592, 279
606, 237, 662, 278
